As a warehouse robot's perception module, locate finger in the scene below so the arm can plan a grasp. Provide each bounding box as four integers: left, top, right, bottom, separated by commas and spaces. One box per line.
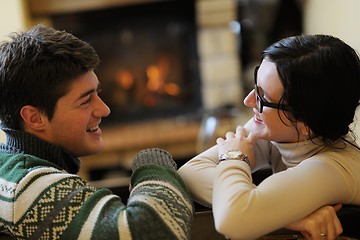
319, 231, 327, 240
327, 205, 343, 237
302, 214, 324, 240
332, 211, 343, 236
225, 131, 235, 139
301, 231, 311, 240
315, 223, 328, 240
325, 205, 343, 238
322, 206, 342, 240
323, 221, 340, 240
324, 225, 333, 240
318, 208, 332, 240
246, 131, 257, 144
216, 137, 224, 144
333, 203, 342, 212
235, 126, 246, 138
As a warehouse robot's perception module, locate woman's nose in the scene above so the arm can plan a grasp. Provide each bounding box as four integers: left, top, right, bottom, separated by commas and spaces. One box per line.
243, 89, 256, 109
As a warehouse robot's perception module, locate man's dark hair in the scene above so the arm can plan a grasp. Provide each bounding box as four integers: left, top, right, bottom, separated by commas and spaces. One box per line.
0, 24, 100, 130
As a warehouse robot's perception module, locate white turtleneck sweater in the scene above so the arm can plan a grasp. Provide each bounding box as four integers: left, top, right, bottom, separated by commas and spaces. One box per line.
178, 133, 360, 240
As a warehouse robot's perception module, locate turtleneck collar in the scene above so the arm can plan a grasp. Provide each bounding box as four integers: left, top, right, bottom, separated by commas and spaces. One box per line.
271, 134, 358, 168
0, 128, 80, 174
271, 138, 325, 167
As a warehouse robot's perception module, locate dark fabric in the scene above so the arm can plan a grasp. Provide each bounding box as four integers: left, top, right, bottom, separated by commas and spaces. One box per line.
337, 204, 360, 239
253, 168, 360, 239
0, 128, 80, 174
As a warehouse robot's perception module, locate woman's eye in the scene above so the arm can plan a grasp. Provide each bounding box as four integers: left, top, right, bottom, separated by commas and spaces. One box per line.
257, 87, 270, 102
262, 96, 270, 103
257, 88, 266, 100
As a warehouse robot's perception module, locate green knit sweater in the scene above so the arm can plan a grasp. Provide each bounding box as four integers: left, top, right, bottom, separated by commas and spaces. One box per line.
0, 129, 194, 240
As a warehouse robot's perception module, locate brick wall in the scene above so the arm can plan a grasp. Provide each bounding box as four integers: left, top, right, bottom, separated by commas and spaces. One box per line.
196, 0, 244, 110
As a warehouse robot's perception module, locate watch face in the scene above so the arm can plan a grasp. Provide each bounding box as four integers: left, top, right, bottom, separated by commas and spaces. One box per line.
227, 150, 242, 158
220, 150, 250, 166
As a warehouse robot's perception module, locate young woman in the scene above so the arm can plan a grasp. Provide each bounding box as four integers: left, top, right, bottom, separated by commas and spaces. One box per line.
178, 34, 360, 240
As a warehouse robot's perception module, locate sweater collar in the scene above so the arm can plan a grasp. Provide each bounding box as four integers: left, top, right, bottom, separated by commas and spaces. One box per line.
271, 134, 357, 167
0, 128, 80, 174
271, 138, 327, 167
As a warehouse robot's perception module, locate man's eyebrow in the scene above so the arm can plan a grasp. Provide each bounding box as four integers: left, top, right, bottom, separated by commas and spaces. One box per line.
79, 89, 95, 99
78, 83, 101, 100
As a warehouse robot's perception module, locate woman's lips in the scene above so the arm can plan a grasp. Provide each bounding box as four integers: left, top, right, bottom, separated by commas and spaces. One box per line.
253, 114, 263, 123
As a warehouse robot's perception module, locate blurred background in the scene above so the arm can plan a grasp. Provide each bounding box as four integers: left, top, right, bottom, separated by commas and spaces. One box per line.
0, 0, 359, 184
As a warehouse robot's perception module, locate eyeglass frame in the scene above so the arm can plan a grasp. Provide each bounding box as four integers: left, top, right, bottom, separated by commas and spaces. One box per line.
254, 66, 295, 113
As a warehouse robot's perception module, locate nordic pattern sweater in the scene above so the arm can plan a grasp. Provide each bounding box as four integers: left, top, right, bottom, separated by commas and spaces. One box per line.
0, 129, 194, 239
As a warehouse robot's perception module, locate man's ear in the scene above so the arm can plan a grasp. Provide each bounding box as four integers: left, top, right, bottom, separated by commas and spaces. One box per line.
20, 105, 47, 131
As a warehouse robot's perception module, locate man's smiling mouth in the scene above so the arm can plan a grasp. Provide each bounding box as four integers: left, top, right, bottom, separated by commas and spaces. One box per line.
86, 126, 99, 133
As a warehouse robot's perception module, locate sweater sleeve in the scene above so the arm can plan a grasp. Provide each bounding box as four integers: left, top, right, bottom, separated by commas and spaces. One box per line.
177, 122, 358, 239
73, 148, 194, 240
126, 148, 194, 239
8, 150, 194, 240
177, 138, 282, 207
67, 165, 194, 240
126, 165, 194, 240
212, 155, 355, 240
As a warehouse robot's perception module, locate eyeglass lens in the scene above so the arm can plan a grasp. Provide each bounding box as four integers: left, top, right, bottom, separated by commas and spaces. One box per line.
253, 65, 294, 114
254, 66, 263, 113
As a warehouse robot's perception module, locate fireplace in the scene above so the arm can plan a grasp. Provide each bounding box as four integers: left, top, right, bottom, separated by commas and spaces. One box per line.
48, 0, 201, 125
27, 0, 244, 126
26, 0, 244, 179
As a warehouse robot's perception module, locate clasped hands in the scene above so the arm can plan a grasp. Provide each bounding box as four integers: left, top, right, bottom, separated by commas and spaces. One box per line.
286, 204, 343, 240
216, 125, 343, 239
216, 125, 256, 168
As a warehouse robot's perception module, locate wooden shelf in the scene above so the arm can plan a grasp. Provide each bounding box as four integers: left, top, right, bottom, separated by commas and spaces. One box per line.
26, 0, 169, 16
101, 118, 200, 153
79, 118, 200, 180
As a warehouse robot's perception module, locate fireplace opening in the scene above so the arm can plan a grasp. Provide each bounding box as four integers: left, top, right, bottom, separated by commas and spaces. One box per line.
51, 0, 201, 125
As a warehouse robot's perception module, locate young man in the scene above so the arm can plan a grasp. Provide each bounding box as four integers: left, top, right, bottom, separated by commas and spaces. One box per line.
0, 24, 193, 239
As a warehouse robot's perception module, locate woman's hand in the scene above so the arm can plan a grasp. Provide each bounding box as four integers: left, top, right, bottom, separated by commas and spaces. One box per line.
216, 125, 256, 168
286, 204, 343, 240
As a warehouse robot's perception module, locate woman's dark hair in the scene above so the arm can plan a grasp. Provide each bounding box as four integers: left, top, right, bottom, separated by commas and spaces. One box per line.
0, 24, 100, 130
262, 34, 360, 141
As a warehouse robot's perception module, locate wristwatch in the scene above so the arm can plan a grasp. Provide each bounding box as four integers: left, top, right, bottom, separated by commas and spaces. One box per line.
219, 150, 250, 166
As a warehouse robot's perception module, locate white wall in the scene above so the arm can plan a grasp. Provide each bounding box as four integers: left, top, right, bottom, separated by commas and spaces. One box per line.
0, 0, 26, 142
0, 0, 26, 40
304, 0, 360, 52
304, 0, 360, 144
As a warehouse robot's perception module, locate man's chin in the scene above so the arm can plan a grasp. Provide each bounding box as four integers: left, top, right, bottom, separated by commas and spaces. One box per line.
75, 145, 105, 158
89, 145, 105, 155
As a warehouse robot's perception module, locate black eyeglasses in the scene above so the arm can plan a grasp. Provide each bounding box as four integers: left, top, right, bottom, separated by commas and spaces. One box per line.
254, 66, 294, 113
